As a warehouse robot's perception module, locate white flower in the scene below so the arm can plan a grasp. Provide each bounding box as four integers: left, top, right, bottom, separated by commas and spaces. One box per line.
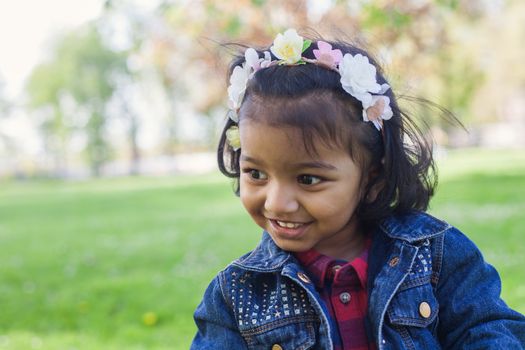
227, 48, 273, 112
339, 53, 382, 106
270, 29, 304, 64
227, 63, 251, 110
245, 48, 260, 73
245, 48, 274, 72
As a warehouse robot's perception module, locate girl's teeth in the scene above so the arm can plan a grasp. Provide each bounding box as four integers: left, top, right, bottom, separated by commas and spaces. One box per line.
276, 221, 301, 228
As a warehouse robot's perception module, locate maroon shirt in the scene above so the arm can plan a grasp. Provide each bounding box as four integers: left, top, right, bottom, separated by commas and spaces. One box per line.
294, 240, 375, 350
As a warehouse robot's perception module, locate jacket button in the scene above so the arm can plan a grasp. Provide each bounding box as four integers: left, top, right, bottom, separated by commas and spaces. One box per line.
272, 344, 283, 350
419, 301, 432, 318
389, 256, 399, 267
297, 272, 311, 283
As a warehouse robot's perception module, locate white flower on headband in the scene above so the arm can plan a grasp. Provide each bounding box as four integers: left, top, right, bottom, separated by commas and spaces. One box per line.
228, 48, 275, 119
270, 29, 305, 65
339, 53, 392, 129
245, 48, 260, 72
245, 49, 273, 72
227, 48, 261, 116
339, 53, 387, 106
227, 64, 250, 113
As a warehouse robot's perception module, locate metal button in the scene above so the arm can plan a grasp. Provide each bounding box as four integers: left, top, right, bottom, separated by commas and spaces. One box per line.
272, 344, 283, 350
419, 301, 431, 318
339, 292, 351, 304
389, 256, 400, 267
297, 272, 311, 284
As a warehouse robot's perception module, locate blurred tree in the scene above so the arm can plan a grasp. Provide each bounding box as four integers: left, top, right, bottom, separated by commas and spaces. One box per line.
0, 78, 15, 156
27, 22, 129, 176
100, 0, 150, 174
26, 60, 70, 176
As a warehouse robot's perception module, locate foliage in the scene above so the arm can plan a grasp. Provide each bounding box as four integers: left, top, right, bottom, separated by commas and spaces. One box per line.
26, 22, 129, 176
0, 149, 524, 349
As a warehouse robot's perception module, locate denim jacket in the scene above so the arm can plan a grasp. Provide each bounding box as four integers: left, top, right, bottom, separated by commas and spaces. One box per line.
192, 211, 525, 349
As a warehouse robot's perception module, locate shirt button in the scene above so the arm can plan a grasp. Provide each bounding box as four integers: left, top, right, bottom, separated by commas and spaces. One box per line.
297, 272, 311, 284
272, 344, 283, 350
419, 301, 432, 318
332, 264, 342, 272
339, 292, 351, 304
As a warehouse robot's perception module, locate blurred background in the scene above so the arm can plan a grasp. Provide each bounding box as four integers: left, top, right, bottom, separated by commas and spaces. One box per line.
0, 0, 524, 349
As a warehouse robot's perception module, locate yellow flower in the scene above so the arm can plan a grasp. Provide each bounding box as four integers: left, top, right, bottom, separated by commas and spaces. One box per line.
226, 126, 241, 151
270, 29, 304, 64
142, 311, 158, 326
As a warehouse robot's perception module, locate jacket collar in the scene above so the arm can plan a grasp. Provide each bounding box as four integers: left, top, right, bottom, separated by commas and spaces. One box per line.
233, 231, 293, 272
378, 211, 451, 243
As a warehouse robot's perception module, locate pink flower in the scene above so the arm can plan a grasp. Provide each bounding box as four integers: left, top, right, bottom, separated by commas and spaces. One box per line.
313, 41, 343, 69
363, 96, 393, 131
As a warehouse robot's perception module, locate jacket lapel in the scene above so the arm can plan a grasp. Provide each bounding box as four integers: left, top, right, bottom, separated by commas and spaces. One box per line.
367, 232, 419, 345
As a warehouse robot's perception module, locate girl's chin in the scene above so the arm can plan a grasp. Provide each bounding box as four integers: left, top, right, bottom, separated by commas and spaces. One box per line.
269, 235, 314, 253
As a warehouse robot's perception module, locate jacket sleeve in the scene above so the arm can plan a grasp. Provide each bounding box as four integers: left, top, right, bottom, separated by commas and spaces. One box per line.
436, 227, 525, 348
191, 274, 248, 349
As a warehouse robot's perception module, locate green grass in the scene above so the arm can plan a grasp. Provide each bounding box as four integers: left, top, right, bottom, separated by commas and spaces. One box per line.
0, 148, 524, 349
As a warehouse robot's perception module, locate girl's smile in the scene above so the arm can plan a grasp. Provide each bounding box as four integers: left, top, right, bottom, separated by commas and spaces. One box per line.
239, 118, 366, 261
268, 218, 312, 239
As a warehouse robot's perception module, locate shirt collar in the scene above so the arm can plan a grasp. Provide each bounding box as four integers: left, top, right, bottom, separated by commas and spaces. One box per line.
294, 238, 371, 290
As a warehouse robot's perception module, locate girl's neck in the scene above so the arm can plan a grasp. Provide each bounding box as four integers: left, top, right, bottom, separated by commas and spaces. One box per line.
316, 219, 367, 262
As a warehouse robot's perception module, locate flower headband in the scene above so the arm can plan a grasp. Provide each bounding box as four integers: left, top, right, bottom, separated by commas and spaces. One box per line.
226, 29, 393, 151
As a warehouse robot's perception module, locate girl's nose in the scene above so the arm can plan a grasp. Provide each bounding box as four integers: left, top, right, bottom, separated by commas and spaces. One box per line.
264, 182, 299, 214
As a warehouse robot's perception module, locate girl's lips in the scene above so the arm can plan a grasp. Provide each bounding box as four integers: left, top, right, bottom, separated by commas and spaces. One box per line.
268, 219, 311, 239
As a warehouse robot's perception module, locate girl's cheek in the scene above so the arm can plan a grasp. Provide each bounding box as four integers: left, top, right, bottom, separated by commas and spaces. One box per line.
239, 182, 256, 210
240, 185, 266, 222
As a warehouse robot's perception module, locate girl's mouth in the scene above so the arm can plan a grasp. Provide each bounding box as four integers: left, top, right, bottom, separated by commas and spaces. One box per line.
269, 219, 310, 239
276, 220, 303, 228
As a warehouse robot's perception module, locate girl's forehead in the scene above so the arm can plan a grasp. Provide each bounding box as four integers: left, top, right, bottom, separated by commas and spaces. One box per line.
239, 119, 361, 176
239, 119, 346, 161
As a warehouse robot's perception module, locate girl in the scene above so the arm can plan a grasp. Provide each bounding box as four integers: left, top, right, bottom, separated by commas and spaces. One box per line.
191, 29, 525, 349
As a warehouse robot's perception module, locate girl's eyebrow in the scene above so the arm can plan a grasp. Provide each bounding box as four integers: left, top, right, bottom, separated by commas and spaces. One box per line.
240, 155, 260, 164
241, 155, 337, 170
294, 161, 338, 171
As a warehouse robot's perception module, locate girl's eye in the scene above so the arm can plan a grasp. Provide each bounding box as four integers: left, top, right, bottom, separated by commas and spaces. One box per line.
246, 169, 268, 180
297, 175, 322, 185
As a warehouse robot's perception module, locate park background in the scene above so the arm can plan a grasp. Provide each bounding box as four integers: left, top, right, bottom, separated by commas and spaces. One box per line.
0, 0, 524, 349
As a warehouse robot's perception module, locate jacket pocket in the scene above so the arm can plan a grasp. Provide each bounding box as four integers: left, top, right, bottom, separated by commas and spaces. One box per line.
241, 316, 318, 350
387, 283, 439, 328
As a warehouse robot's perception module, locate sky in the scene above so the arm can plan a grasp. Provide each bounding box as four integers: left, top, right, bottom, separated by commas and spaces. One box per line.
0, 1, 104, 98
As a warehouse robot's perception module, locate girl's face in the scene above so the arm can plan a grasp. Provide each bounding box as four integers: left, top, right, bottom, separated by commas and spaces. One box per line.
239, 119, 366, 260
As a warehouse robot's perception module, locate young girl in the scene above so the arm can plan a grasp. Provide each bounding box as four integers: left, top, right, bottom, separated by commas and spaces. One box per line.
191, 29, 525, 349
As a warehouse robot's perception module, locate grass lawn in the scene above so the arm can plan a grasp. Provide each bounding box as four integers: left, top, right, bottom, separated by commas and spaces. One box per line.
0, 148, 523, 349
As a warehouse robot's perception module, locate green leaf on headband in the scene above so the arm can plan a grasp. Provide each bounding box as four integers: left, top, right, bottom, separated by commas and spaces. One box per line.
302, 40, 312, 53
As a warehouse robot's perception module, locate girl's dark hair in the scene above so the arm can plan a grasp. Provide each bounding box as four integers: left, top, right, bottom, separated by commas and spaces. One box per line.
218, 35, 441, 226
